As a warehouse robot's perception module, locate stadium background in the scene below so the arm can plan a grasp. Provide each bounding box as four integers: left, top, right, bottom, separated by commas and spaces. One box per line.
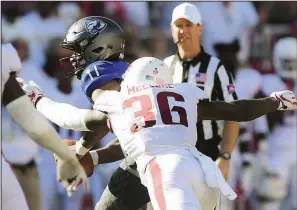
1, 1, 297, 210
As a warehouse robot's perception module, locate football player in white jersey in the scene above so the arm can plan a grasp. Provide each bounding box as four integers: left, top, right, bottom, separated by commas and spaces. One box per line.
92, 57, 297, 210
1, 43, 87, 210
19, 56, 297, 210
254, 37, 297, 210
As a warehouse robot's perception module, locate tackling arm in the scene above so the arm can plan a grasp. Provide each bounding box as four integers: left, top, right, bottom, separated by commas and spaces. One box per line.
18, 78, 108, 132
36, 97, 107, 132
198, 97, 279, 122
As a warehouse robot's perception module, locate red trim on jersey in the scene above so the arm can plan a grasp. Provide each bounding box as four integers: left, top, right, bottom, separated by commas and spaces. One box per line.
149, 158, 167, 210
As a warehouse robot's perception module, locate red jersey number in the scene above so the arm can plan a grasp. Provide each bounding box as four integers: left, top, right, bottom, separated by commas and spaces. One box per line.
122, 95, 156, 128
122, 91, 188, 129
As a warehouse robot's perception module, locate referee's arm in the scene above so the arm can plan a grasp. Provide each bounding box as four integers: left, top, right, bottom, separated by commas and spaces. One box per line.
214, 63, 239, 179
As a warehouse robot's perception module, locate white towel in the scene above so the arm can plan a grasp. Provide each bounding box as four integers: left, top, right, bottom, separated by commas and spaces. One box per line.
188, 147, 237, 200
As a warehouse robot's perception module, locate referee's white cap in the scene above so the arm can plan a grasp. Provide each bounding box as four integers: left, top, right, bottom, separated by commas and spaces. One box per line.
171, 3, 202, 25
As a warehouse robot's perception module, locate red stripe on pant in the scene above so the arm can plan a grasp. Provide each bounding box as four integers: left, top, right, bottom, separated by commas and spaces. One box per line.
149, 158, 167, 210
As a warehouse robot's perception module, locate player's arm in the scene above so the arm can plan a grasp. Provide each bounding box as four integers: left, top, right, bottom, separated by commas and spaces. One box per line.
89, 138, 124, 165
74, 79, 122, 156
198, 91, 296, 121
3, 75, 81, 162
75, 126, 111, 157
17, 78, 108, 132
2, 45, 87, 194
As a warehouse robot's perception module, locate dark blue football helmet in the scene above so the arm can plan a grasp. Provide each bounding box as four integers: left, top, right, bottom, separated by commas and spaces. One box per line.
60, 16, 125, 79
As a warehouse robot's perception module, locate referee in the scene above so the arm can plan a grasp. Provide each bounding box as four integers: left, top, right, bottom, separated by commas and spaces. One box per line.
164, 3, 239, 180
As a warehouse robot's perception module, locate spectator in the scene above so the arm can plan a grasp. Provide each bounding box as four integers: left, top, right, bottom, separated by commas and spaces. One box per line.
198, 2, 259, 76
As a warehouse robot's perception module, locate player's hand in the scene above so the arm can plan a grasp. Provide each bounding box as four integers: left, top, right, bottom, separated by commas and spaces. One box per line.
216, 157, 230, 180
2, 43, 22, 73
270, 90, 297, 110
56, 140, 95, 177
56, 156, 88, 197
54, 141, 84, 162
16, 78, 44, 107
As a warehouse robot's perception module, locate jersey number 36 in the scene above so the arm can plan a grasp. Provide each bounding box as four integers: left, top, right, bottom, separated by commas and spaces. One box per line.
122, 91, 188, 130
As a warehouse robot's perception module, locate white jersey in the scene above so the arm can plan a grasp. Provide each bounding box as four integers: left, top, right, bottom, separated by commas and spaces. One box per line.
1, 43, 22, 95
94, 83, 208, 171
1, 62, 10, 95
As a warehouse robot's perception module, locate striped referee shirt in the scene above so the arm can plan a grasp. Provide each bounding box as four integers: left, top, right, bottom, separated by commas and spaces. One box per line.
164, 47, 238, 156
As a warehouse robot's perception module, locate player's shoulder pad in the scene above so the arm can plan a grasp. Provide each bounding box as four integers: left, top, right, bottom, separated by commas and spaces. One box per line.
163, 55, 175, 67
235, 68, 262, 99
81, 60, 129, 101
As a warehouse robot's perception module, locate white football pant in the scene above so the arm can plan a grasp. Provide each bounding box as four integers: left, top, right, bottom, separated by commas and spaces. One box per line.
144, 149, 219, 210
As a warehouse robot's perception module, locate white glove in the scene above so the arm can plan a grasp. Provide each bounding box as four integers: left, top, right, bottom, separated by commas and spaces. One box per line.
56, 156, 88, 197
270, 90, 297, 110
1, 43, 22, 73
16, 78, 44, 107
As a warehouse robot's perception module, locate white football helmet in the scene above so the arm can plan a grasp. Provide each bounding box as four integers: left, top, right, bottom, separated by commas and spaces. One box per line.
121, 57, 173, 91
273, 37, 297, 79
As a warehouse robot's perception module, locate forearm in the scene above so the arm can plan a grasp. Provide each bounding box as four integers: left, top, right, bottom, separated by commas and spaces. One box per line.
6, 96, 75, 161
232, 98, 278, 121
93, 139, 124, 164
199, 97, 278, 122
220, 121, 239, 153
76, 126, 110, 155
36, 97, 106, 131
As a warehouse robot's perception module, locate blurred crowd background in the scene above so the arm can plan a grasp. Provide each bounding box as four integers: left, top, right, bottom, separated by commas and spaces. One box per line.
1, 1, 297, 210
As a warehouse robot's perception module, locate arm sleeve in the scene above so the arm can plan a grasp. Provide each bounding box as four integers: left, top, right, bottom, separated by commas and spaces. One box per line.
36, 97, 91, 131
2, 74, 25, 106
93, 91, 121, 113
214, 64, 238, 102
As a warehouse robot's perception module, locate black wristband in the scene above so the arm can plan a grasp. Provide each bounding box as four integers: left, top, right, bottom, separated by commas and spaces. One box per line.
219, 152, 231, 160
34, 96, 43, 108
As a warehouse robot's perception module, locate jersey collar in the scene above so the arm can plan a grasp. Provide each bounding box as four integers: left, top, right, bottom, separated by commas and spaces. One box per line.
176, 46, 208, 66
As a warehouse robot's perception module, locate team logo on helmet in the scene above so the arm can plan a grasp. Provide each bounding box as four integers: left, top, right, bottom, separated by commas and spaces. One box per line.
85, 20, 107, 34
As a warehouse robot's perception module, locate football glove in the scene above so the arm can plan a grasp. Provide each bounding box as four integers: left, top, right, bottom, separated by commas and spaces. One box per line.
16, 78, 44, 107
270, 90, 297, 110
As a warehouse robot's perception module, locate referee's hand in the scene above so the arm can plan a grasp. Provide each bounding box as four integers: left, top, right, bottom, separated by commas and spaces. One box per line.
216, 158, 230, 180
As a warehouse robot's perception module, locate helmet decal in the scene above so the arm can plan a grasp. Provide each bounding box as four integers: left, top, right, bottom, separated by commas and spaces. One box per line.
85, 20, 107, 34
